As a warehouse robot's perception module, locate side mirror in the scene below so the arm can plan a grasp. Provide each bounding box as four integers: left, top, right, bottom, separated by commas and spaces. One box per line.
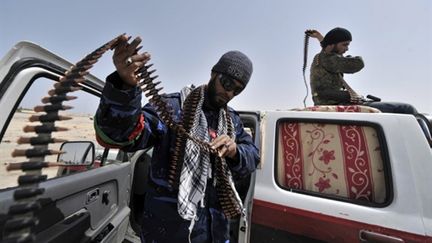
57, 141, 95, 166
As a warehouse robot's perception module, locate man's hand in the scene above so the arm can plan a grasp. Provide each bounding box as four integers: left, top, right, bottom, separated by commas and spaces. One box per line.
350, 95, 365, 104
113, 35, 151, 89
305, 29, 324, 42
209, 134, 237, 159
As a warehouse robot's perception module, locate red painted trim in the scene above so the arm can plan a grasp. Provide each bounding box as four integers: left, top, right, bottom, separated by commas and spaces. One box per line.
252, 199, 432, 243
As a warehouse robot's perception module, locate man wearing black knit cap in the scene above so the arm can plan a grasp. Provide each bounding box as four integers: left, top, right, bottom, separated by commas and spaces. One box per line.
306, 28, 417, 114
95, 35, 259, 243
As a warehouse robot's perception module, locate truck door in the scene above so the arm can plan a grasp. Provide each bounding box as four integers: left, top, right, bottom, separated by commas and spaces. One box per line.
250, 109, 431, 243
0, 42, 133, 243
230, 111, 261, 243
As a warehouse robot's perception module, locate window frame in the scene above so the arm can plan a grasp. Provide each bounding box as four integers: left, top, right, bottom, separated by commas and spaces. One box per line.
0, 57, 119, 191
0, 57, 104, 141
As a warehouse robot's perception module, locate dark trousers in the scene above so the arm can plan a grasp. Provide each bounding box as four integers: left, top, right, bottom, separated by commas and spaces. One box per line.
139, 192, 230, 243
363, 101, 418, 114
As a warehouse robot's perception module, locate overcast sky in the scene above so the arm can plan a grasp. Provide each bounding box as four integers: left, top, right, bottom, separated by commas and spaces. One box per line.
1, 0, 431, 114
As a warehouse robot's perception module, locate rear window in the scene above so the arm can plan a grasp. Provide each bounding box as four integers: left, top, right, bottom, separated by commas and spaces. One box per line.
275, 119, 392, 207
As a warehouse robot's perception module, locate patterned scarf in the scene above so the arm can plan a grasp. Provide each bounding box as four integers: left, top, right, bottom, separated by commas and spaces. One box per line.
177, 85, 244, 224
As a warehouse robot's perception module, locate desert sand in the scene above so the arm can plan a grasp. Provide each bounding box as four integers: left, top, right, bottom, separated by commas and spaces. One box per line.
0, 111, 98, 189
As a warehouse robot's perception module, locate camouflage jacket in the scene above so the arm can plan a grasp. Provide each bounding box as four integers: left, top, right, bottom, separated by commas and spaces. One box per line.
310, 51, 364, 105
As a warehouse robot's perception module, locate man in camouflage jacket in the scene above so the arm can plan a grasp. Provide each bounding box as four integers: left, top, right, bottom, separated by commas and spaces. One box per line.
307, 27, 417, 114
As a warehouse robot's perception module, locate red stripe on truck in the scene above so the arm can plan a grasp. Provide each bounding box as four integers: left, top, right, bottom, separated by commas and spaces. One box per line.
251, 199, 431, 243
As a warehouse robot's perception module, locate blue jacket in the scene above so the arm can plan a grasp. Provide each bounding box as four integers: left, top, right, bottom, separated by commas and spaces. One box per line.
95, 72, 260, 243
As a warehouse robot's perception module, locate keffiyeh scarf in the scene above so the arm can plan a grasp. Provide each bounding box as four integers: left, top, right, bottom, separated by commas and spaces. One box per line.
177, 85, 244, 225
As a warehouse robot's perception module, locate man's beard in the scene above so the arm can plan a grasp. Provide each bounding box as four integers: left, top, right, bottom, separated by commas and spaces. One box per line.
331, 45, 345, 55
206, 78, 227, 109
331, 45, 339, 54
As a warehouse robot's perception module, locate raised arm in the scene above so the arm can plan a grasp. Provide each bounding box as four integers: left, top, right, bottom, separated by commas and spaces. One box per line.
305, 29, 324, 42
112, 35, 151, 88
94, 35, 163, 151
321, 53, 365, 74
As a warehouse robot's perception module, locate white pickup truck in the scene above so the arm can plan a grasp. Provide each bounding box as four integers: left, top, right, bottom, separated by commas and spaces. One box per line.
0, 41, 431, 243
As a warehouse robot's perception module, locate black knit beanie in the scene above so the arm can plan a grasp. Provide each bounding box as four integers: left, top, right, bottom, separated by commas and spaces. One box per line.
320, 27, 352, 47
211, 51, 253, 85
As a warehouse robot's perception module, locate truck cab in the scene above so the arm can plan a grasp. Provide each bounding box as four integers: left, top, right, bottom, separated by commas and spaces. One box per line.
250, 106, 432, 242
